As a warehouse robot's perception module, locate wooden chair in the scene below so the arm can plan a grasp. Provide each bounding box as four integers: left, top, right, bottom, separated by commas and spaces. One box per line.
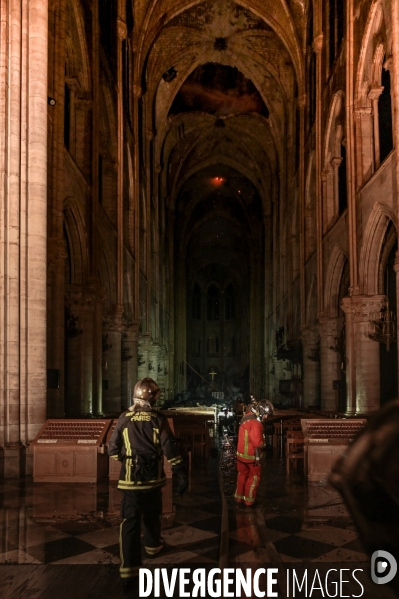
286, 431, 304, 473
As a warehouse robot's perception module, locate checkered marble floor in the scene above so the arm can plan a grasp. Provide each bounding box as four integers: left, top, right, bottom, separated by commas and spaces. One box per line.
0, 441, 377, 570
0, 460, 222, 567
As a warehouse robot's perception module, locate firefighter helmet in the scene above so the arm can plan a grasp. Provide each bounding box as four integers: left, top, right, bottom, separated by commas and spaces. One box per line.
133, 378, 160, 404
249, 399, 274, 420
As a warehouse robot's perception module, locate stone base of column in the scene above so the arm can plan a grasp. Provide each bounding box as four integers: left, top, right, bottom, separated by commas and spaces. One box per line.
3, 444, 26, 478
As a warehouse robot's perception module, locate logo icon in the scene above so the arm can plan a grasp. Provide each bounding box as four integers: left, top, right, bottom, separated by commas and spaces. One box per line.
371, 550, 397, 585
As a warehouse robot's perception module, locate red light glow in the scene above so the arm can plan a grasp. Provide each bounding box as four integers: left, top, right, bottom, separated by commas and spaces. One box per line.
211, 177, 225, 186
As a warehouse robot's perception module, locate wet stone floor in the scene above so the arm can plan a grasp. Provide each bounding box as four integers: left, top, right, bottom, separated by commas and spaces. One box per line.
0, 438, 397, 598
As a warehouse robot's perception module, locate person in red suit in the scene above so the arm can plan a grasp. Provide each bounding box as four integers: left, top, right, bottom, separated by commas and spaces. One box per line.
234, 399, 272, 506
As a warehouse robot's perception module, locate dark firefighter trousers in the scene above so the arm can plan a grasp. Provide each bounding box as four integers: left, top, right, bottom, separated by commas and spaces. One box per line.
119, 487, 162, 579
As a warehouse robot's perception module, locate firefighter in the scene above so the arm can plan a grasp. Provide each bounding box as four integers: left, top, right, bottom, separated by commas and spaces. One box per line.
234, 399, 272, 506
108, 377, 188, 588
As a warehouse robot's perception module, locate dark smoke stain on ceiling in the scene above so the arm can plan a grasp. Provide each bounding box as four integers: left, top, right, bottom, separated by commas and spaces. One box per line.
166, 1, 272, 33
169, 63, 269, 118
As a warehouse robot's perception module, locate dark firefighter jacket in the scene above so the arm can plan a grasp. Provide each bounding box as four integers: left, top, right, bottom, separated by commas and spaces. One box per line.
236, 413, 264, 462
107, 406, 183, 491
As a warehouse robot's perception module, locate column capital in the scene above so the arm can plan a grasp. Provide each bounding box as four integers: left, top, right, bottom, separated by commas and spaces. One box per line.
123, 320, 140, 340
104, 306, 125, 331
354, 107, 373, 119
368, 86, 384, 101
138, 334, 152, 351
313, 34, 324, 53
65, 284, 105, 310
300, 324, 319, 343
318, 316, 342, 338
331, 156, 343, 168
340, 294, 386, 321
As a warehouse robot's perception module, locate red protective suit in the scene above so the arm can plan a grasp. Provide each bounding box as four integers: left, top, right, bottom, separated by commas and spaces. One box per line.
234, 412, 264, 505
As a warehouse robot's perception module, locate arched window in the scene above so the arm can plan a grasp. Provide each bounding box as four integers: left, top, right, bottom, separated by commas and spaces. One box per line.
207, 285, 220, 320
225, 284, 235, 320
329, 0, 345, 69
192, 339, 201, 356
379, 65, 393, 164
192, 284, 201, 319
207, 336, 219, 355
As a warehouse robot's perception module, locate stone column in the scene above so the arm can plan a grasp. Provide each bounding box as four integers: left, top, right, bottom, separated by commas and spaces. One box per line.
301, 326, 320, 408
156, 346, 166, 399
354, 108, 374, 184
137, 335, 151, 380
47, 238, 67, 418
342, 295, 384, 414
319, 317, 343, 411
65, 287, 96, 416
92, 289, 105, 416
102, 308, 124, 415
0, 0, 48, 476
368, 87, 384, 170
121, 321, 139, 408
148, 344, 160, 383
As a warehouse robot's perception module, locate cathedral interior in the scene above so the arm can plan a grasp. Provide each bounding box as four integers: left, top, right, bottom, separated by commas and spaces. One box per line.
1, 0, 399, 596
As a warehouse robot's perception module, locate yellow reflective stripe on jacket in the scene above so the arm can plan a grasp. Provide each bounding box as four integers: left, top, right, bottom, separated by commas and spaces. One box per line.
122, 429, 132, 481
244, 429, 249, 456
153, 427, 160, 446
236, 450, 256, 460
248, 474, 258, 499
117, 476, 167, 490
168, 456, 183, 465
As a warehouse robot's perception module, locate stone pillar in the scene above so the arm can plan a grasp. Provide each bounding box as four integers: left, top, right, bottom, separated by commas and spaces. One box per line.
92, 290, 105, 416
156, 346, 167, 400
0, 0, 48, 476
342, 295, 384, 414
65, 288, 95, 416
319, 317, 343, 411
368, 87, 384, 170
121, 322, 139, 408
301, 326, 320, 408
354, 108, 374, 184
102, 308, 124, 415
47, 239, 67, 418
137, 335, 151, 380
148, 344, 160, 383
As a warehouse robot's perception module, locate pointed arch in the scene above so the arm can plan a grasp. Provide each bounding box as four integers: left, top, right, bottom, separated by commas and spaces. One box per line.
359, 203, 397, 295
63, 197, 88, 284
324, 91, 345, 166
324, 246, 348, 317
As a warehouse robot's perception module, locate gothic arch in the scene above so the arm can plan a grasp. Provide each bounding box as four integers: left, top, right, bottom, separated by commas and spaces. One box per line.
359, 203, 397, 295
324, 91, 345, 166
355, 0, 385, 106
137, 0, 303, 92
63, 198, 88, 284
65, 0, 91, 91
324, 246, 347, 317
